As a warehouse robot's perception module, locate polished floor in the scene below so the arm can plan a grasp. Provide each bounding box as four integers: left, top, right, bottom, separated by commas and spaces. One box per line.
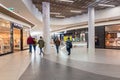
19, 58, 120, 80
1, 44, 120, 80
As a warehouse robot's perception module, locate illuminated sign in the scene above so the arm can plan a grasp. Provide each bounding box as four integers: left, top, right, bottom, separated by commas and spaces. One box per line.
12, 23, 23, 28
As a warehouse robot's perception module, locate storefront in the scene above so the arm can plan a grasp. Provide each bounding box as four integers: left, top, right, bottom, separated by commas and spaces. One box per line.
63, 24, 120, 49
12, 23, 29, 51
63, 28, 88, 42
0, 18, 30, 55
105, 24, 120, 49
62, 26, 105, 48
0, 5, 34, 55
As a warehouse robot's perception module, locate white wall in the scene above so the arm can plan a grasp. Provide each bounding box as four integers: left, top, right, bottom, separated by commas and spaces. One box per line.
0, 13, 31, 27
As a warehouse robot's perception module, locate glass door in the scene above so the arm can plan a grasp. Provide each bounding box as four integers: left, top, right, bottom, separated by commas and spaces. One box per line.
13, 28, 21, 51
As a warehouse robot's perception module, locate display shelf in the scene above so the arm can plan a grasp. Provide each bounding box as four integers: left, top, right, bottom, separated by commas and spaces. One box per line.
0, 30, 11, 54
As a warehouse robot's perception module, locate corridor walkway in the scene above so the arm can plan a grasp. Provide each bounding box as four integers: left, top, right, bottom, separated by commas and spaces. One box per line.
0, 45, 120, 80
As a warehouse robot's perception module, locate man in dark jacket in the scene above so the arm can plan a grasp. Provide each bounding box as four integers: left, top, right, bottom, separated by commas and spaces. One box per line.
66, 37, 72, 55
38, 36, 45, 55
27, 35, 34, 53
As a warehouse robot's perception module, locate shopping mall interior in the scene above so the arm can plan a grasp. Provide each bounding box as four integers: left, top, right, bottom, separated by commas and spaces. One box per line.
0, 0, 120, 80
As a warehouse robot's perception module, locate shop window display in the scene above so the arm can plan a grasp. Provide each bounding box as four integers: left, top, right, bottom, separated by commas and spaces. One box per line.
23, 28, 29, 49
72, 32, 86, 42
0, 19, 11, 54
63, 29, 87, 42
105, 33, 120, 47
105, 25, 120, 48
64, 36, 72, 41
80, 32, 86, 42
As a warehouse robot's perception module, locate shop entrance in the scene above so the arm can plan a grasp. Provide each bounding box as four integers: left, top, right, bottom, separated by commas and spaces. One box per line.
13, 28, 21, 51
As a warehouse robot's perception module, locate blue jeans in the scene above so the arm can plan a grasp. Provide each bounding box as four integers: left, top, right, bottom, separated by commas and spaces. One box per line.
66, 48, 71, 55
33, 45, 36, 52
29, 44, 32, 53
56, 45, 59, 53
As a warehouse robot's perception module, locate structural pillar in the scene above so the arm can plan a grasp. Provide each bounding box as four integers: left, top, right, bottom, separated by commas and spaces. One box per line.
88, 6, 95, 53
42, 2, 50, 54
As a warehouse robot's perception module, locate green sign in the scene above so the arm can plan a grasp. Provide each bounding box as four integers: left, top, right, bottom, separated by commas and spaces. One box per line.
8, 8, 14, 11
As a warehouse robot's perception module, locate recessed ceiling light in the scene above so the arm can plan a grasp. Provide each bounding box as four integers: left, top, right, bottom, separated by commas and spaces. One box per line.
59, 0, 74, 3
98, 4, 115, 7
70, 10, 82, 13
50, 12, 61, 15
104, 1, 111, 3
56, 15, 65, 18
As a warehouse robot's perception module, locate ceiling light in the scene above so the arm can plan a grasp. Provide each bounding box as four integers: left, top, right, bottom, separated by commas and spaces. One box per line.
50, 12, 60, 15
56, 15, 65, 18
98, 4, 115, 7
104, 1, 111, 3
59, 0, 74, 3
70, 10, 82, 13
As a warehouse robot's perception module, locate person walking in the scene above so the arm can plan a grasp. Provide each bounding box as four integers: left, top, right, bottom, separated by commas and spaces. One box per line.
38, 36, 45, 55
54, 37, 60, 54
27, 35, 34, 53
66, 37, 72, 55
33, 38, 37, 52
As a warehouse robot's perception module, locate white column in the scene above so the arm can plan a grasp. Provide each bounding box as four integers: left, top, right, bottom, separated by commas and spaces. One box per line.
88, 6, 95, 52
42, 2, 50, 54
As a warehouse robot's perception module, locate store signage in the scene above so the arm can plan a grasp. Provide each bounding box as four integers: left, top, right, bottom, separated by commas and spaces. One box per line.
13, 23, 23, 28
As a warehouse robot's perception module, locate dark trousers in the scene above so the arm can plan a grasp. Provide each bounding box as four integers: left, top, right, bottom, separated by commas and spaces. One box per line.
56, 45, 59, 53
29, 44, 32, 53
33, 45, 36, 52
66, 48, 71, 55
40, 48, 44, 55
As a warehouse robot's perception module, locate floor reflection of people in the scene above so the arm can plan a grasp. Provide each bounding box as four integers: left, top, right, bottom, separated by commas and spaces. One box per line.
56, 55, 60, 62
95, 36, 99, 46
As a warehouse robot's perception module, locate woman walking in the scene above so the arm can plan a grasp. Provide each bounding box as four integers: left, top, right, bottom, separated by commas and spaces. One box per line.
38, 36, 45, 55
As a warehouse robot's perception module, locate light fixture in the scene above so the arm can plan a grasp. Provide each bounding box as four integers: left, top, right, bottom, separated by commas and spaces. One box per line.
104, 1, 111, 3
59, 0, 74, 3
98, 4, 115, 7
70, 10, 82, 13
56, 15, 65, 18
50, 12, 61, 15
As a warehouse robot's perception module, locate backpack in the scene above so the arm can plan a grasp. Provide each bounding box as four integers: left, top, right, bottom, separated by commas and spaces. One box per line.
55, 40, 60, 46
66, 41, 72, 48
33, 40, 37, 45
